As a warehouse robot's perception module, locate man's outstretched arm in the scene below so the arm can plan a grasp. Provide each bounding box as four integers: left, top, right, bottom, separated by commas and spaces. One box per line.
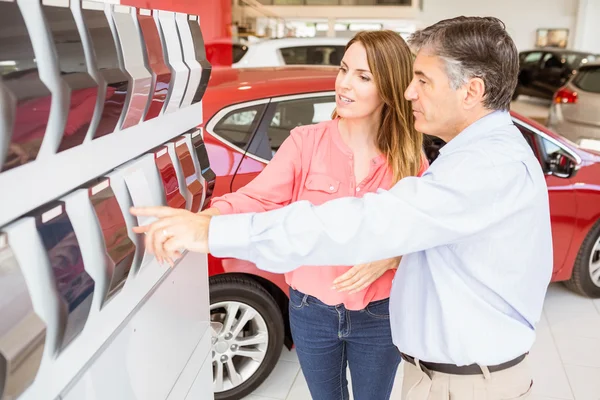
208, 156, 526, 273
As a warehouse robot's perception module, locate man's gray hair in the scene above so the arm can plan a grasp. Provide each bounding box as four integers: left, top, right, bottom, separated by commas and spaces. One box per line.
409, 16, 519, 111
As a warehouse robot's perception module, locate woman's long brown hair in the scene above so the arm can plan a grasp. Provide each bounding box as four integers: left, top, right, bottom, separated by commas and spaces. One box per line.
333, 30, 422, 183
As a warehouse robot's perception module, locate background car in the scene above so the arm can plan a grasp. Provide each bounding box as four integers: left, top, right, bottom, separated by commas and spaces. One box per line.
513, 49, 598, 100
206, 37, 350, 69
199, 66, 600, 400
548, 60, 600, 151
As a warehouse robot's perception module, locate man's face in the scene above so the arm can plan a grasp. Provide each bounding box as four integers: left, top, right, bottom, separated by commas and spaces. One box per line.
404, 50, 466, 138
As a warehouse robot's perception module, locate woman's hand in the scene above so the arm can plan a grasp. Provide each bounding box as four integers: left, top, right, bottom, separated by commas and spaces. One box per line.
332, 257, 401, 294
130, 206, 213, 266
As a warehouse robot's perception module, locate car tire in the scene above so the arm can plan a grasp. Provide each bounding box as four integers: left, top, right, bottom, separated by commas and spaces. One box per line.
565, 220, 600, 298
210, 275, 284, 400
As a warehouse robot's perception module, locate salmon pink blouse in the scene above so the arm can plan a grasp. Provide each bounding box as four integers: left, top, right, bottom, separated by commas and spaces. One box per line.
211, 118, 428, 310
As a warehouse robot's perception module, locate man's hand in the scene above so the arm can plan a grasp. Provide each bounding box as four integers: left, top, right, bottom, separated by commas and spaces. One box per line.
332, 257, 401, 294
130, 206, 212, 266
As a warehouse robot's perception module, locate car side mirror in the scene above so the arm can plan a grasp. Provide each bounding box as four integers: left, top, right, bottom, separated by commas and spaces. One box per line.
547, 152, 576, 178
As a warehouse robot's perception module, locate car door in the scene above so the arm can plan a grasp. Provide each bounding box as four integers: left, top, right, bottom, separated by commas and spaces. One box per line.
518, 51, 544, 96
514, 119, 578, 274
535, 52, 568, 97
230, 92, 337, 190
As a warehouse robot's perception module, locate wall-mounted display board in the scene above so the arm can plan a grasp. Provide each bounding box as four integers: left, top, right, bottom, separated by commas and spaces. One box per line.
0, 1, 213, 398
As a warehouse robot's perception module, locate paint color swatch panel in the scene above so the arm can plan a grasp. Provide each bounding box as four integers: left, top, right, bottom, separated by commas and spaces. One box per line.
154, 146, 186, 209
174, 137, 203, 212
42, 3, 99, 152
0, 2, 51, 172
0, 233, 46, 400
81, 2, 129, 138
88, 179, 135, 302
33, 203, 95, 353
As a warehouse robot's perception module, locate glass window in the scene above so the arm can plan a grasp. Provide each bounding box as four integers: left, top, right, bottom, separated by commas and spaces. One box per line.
541, 137, 575, 176
564, 54, 597, 68
280, 46, 346, 66
213, 104, 265, 149
573, 66, 600, 93
541, 137, 570, 160
522, 52, 542, 64
267, 96, 336, 154
542, 53, 562, 69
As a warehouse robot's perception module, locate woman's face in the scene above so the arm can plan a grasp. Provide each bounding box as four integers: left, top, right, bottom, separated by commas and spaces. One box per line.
335, 42, 383, 120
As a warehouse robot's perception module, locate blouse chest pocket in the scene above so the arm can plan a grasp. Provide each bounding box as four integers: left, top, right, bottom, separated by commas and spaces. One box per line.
305, 174, 340, 194
303, 175, 341, 204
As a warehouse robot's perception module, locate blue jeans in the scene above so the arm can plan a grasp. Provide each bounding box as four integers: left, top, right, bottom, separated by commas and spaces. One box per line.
288, 287, 401, 400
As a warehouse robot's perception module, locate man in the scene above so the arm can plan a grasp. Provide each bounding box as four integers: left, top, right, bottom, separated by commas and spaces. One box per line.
133, 16, 552, 399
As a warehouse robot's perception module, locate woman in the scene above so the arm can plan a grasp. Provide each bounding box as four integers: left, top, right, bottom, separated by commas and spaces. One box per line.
133, 30, 426, 400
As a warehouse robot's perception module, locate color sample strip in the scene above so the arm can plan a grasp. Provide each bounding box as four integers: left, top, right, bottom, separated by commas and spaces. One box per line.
89, 179, 135, 304
175, 13, 201, 109
187, 15, 211, 105
155, 10, 189, 114
0, 233, 46, 400
174, 137, 203, 212
33, 202, 95, 353
41, 4, 99, 152
154, 146, 186, 209
137, 9, 170, 121
0, 2, 51, 171
81, 1, 129, 138
111, 5, 152, 129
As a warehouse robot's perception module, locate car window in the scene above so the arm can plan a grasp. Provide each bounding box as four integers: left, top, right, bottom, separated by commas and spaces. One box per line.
522, 52, 542, 65
541, 137, 568, 158
517, 122, 574, 171
542, 53, 562, 69
212, 104, 265, 149
573, 66, 600, 93
564, 54, 597, 68
280, 46, 346, 66
266, 95, 336, 156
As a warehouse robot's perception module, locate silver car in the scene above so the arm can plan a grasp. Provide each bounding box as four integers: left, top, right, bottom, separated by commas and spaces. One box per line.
548, 61, 600, 151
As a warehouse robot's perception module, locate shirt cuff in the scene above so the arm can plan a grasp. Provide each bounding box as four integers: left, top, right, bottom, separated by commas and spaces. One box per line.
208, 213, 253, 260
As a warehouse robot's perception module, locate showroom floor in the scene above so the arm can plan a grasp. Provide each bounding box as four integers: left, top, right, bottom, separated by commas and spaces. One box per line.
246, 284, 600, 400
244, 98, 600, 400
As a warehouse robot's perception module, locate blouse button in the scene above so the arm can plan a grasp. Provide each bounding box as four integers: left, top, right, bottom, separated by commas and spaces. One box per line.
330, 185, 335, 191
356, 187, 361, 192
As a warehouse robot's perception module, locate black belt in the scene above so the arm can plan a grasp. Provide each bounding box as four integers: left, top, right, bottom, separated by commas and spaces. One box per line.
400, 352, 527, 376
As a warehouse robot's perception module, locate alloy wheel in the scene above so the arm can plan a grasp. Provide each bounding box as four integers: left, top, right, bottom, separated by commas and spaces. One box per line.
210, 301, 270, 393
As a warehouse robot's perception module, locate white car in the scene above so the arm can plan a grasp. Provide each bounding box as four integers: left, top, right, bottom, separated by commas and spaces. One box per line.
232, 37, 350, 68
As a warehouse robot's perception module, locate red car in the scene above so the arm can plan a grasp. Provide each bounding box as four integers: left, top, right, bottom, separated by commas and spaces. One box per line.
201, 66, 600, 400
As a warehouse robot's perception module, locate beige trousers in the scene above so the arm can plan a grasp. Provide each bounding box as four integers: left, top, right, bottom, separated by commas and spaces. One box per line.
401, 357, 533, 400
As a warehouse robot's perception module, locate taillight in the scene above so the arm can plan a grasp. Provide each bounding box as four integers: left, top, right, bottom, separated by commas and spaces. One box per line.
553, 87, 578, 104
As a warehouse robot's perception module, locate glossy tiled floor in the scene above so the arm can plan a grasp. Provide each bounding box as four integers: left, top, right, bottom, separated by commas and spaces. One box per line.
244, 284, 600, 400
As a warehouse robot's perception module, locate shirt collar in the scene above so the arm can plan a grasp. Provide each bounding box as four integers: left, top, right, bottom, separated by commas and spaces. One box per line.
438, 111, 513, 156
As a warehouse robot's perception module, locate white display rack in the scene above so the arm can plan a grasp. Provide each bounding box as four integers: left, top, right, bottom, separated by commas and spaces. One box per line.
0, 102, 203, 227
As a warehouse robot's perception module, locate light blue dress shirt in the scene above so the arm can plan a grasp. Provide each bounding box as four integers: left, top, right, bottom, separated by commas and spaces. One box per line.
209, 111, 553, 366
